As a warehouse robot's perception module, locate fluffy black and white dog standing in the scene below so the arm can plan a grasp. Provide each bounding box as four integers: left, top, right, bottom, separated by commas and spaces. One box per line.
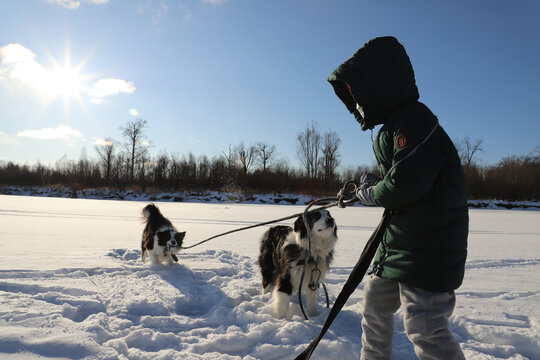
141, 204, 185, 265
258, 209, 338, 318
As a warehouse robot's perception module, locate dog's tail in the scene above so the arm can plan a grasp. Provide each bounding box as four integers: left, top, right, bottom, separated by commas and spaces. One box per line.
142, 203, 161, 222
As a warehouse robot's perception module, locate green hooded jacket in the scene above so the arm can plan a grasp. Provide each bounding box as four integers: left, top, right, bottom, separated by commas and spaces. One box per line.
328, 36, 468, 292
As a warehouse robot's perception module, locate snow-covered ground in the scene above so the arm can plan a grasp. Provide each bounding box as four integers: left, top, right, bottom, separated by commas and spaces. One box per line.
0, 195, 539, 359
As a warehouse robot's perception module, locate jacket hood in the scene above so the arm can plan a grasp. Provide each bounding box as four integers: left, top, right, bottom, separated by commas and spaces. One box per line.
328, 36, 419, 130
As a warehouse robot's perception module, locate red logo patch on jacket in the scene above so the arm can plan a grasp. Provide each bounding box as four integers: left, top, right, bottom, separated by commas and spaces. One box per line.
396, 134, 407, 149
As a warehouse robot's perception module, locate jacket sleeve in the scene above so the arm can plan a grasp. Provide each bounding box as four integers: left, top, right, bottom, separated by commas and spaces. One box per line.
373, 118, 447, 209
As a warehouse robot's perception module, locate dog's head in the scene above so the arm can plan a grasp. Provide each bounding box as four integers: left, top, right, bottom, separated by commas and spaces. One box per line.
155, 227, 186, 253
293, 209, 337, 240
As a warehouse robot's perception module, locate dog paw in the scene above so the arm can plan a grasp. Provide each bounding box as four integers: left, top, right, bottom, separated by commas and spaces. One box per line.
272, 291, 290, 318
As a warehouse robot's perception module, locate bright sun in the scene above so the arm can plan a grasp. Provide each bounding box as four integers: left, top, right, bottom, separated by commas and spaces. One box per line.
50, 65, 84, 99
45, 48, 90, 108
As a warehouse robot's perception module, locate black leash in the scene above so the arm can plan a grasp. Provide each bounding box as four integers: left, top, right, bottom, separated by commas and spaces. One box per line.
296, 181, 361, 319
179, 199, 350, 250
179, 181, 360, 251
178, 195, 359, 321
294, 209, 390, 360
177, 187, 360, 323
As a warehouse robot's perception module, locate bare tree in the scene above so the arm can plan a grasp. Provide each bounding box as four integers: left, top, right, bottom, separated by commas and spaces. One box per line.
95, 138, 115, 184
120, 118, 148, 182
77, 147, 91, 180
321, 130, 341, 183
456, 137, 484, 168
223, 145, 238, 173
169, 153, 182, 188
296, 122, 322, 179
532, 146, 540, 163
210, 155, 227, 188
187, 152, 197, 185
255, 142, 276, 172
235, 142, 256, 175
153, 152, 170, 187
137, 146, 151, 183
111, 152, 127, 186
198, 155, 211, 186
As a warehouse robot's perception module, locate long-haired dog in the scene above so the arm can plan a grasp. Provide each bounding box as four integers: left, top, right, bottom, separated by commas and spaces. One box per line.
141, 204, 185, 265
258, 209, 338, 318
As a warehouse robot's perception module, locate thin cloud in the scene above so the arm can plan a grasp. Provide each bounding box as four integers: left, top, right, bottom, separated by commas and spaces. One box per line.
48, 0, 80, 9
0, 131, 19, 145
0, 43, 67, 97
152, 3, 169, 27
87, 78, 136, 98
89, 97, 104, 104
17, 125, 84, 141
136, 2, 151, 14
92, 137, 113, 146
0, 43, 35, 64
0, 44, 53, 94
202, 0, 229, 4
47, 0, 109, 10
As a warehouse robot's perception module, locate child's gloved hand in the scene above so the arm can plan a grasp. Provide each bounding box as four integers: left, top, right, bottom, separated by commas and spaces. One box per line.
337, 186, 356, 208
356, 186, 378, 206
359, 172, 381, 189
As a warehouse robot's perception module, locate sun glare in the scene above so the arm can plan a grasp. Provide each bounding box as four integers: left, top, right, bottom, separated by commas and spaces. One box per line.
51, 66, 84, 99
45, 47, 91, 109
3, 43, 136, 111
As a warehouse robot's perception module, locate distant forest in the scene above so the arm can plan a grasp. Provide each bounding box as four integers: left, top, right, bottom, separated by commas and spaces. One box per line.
1, 119, 539, 201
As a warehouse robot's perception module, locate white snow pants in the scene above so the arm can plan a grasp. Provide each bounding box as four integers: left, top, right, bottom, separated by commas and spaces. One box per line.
360, 275, 465, 360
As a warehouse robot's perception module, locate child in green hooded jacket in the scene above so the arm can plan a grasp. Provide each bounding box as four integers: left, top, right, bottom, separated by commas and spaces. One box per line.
330, 36, 468, 360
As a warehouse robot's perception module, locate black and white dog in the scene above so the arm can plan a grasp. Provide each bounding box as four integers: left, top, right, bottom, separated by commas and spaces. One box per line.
258, 209, 338, 318
141, 204, 185, 265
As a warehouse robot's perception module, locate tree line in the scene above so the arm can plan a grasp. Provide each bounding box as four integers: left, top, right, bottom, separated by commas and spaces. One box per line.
454, 137, 540, 201
0, 119, 357, 196
0, 119, 538, 200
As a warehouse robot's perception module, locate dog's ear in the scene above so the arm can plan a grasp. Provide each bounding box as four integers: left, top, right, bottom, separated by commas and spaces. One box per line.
175, 231, 186, 242
293, 216, 308, 238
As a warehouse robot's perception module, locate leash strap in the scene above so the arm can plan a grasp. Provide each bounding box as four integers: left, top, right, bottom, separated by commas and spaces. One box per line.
180, 200, 351, 250
294, 209, 390, 360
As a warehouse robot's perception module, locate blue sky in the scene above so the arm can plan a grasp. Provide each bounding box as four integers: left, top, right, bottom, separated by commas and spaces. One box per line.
1, 0, 539, 171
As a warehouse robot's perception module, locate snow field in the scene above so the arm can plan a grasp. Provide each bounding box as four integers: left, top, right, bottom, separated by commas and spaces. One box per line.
0, 195, 539, 359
